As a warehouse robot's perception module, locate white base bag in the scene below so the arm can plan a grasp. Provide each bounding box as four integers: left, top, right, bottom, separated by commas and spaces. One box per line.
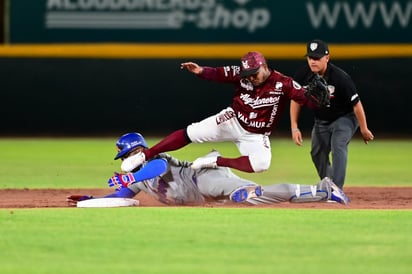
77, 198, 140, 208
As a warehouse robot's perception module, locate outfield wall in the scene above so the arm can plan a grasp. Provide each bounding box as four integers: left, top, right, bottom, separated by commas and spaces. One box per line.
1, 56, 410, 136
2, 0, 411, 136
7, 0, 412, 43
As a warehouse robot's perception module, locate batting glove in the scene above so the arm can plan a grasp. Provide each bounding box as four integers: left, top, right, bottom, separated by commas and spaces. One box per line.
108, 172, 136, 191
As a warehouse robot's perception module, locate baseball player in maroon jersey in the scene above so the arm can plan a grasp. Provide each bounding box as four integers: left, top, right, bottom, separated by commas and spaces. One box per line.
121, 51, 322, 174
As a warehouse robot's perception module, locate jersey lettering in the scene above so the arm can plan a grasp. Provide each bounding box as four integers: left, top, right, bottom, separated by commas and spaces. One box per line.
237, 111, 267, 129
223, 65, 241, 77
249, 112, 257, 119
249, 121, 265, 128
240, 93, 278, 109
216, 110, 236, 125
237, 113, 249, 123
266, 96, 280, 128
201, 67, 310, 135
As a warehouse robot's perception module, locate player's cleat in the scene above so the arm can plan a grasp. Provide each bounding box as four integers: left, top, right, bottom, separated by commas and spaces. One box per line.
121, 151, 146, 172
190, 155, 218, 169
321, 177, 350, 205
229, 185, 263, 203
330, 186, 350, 205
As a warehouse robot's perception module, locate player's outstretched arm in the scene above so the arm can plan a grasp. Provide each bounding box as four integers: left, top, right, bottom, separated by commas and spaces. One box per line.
104, 187, 136, 198
181, 62, 203, 74
66, 185, 138, 206
108, 158, 168, 190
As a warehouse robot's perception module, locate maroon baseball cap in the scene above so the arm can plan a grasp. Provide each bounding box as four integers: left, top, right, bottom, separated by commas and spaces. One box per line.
305, 39, 329, 58
240, 51, 266, 77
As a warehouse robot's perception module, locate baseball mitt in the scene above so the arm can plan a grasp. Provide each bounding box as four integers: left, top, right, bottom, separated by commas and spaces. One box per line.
304, 74, 331, 108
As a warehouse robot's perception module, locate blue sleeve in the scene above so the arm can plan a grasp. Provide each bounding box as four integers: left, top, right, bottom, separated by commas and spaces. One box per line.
131, 158, 168, 182
103, 159, 167, 199
104, 187, 136, 198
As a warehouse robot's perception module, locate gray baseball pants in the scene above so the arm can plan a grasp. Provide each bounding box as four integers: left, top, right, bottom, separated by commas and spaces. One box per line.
311, 113, 358, 188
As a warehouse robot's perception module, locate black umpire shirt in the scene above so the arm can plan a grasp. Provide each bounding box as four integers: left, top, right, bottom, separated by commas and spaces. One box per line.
294, 63, 360, 122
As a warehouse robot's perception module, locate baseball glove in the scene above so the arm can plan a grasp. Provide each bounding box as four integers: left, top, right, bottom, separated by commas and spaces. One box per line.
304, 74, 330, 108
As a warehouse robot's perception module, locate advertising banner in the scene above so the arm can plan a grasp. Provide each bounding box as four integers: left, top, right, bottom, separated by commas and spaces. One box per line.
8, 0, 412, 43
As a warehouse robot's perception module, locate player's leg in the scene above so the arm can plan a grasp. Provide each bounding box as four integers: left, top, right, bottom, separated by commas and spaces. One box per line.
186, 107, 240, 143
191, 128, 271, 173
148, 107, 238, 157
198, 175, 261, 201
215, 156, 254, 172
123, 108, 235, 171
121, 129, 191, 172
189, 107, 261, 172
330, 114, 358, 188
231, 132, 271, 172
249, 177, 349, 205
256, 183, 327, 203
144, 129, 191, 159
311, 120, 332, 180
191, 134, 270, 173
196, 161, 262, 202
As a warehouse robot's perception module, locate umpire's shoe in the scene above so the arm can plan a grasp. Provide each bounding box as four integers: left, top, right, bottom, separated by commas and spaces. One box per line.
322, 177, 350, 205
229, 185, 263, 203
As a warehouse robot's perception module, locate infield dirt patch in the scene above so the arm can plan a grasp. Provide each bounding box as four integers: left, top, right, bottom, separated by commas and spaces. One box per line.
1, 187, 411, 209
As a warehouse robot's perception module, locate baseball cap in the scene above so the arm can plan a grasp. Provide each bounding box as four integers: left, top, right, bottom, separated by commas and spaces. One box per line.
305, 39, 329, 58
240, 51, 266, 77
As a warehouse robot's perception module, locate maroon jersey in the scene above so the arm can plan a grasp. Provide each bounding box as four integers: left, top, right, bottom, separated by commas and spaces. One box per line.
199, 66, 312, 135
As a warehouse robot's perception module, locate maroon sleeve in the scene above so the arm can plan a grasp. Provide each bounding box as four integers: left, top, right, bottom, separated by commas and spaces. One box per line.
198, 66, 241, 83
198, 66, 219, 80
286, 78, 318, 109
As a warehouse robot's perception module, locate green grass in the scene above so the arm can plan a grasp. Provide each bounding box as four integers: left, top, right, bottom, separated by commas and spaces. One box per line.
0, 137, 411, 274
1, 208, 411, 274
0, 137, 411, 188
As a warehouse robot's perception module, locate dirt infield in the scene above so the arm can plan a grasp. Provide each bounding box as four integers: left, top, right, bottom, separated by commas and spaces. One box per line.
1, 187, 411, 209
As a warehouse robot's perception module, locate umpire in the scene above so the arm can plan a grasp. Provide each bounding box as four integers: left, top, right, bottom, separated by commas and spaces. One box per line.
290, 39, 374, 189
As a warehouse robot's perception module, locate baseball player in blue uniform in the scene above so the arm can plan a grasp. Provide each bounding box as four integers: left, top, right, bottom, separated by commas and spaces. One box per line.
291, 39, 374, 189
67, 132, 350, 206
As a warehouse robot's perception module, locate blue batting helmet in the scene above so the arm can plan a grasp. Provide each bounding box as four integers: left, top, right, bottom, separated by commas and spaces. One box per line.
114, 132, 148, 160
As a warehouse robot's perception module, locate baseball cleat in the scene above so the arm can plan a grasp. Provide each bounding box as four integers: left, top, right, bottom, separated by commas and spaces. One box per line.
229, 185, 263, 203
190, 155, 218, 169
322, 177, 350, 205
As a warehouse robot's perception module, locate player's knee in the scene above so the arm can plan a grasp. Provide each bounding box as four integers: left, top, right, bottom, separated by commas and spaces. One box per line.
249, 155, 271, 173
